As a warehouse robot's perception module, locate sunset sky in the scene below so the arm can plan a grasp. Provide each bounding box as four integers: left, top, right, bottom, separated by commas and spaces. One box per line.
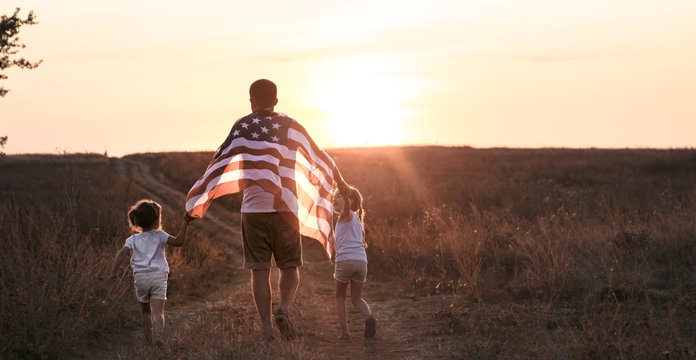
2, 0, 695, 156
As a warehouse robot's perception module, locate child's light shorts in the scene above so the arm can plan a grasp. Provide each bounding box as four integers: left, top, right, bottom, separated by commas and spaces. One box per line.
334, 260, 367, 284
133, 271, 168, 303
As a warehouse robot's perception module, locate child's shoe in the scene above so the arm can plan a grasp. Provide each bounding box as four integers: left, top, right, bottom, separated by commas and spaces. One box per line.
364, 314, 376, 338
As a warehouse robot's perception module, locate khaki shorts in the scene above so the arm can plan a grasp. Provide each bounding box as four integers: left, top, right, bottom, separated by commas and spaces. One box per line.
334, 260, 367, 284
133, 271, 168, 303
242, 212, 302, 269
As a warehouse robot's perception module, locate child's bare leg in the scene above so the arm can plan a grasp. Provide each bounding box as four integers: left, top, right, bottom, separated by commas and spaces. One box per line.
140, 302, 153, 345
335, 280, 350, 338
349, 281, 371, 317
150, 299, 166, 345
351, 280, 376, 338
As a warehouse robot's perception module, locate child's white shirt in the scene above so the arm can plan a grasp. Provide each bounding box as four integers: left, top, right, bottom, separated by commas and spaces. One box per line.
124, 229, 170, 273
334, 212, 367, 263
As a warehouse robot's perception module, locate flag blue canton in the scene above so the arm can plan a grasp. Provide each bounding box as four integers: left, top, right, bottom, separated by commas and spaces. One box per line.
232, 112, 289, 144
214, 111, 291, 159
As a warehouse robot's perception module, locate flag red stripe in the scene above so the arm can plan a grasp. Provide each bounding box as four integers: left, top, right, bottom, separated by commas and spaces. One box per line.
188, 158, 282, 199
187, 146, 291, 197
187, 161, 333, 227
287, 138, 335, 183
188, 152, 333, 203
288, 122, 334, 166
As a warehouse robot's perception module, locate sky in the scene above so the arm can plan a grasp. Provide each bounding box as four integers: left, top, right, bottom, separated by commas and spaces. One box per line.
2, 0, 695, 156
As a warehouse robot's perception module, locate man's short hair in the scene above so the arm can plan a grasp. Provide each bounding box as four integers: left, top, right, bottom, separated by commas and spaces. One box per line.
250, 79, 277, 108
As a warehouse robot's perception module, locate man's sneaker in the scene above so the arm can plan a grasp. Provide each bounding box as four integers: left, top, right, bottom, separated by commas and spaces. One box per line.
273, 308, 297, 340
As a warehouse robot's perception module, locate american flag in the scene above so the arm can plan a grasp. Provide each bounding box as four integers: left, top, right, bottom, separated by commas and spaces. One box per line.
185, 109, 338, 259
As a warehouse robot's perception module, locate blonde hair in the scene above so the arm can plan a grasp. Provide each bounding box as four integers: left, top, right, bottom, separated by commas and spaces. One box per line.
337, 187, 366, 248
127, 199, 162, 233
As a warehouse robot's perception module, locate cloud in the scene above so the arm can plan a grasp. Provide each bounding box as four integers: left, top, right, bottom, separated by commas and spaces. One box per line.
526, 55, 596, 62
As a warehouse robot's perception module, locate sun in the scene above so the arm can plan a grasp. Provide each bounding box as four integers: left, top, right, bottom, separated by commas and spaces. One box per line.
310, 55, 415, 147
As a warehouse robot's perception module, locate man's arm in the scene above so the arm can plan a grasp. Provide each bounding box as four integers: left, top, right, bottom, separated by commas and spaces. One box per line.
333, 166, 361, 206
109, 246, 131, 279
334, 168, 351, 194
167, 215, 193, 247
328, 155, 352, 195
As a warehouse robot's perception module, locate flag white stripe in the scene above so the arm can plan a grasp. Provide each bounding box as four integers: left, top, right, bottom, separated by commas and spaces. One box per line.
295, 152, 335, 195
190, 139, 289, 190
188, 162, 332, 218
291, 165, 333, 212
288, 127, 334, 178
187, 168, 282, 210
280, 184, 333, 237
198, 132, 333, 197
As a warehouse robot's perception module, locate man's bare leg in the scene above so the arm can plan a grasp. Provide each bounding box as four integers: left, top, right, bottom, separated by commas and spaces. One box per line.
274, 267, 299, 339
251, 269, 274, 338
278, 267, 299, 312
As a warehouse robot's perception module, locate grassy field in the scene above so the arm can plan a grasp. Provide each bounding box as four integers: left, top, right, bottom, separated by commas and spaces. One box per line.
1, 147, 695, 359
0, 154, 224, 358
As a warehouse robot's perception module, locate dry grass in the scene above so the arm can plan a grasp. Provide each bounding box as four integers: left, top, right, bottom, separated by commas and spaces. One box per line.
0, 154, 225, 358
2, 147, 696, 359
334, 147, 696, 359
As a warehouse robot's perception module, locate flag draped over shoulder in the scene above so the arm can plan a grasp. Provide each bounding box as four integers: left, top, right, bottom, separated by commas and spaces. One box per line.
185, 110, 338, 259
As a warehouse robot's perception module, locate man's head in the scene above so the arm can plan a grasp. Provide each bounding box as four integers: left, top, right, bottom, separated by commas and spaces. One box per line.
249, 79, 278, 111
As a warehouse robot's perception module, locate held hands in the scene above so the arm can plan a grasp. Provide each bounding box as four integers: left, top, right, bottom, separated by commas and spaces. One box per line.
338, 181, 352, 196
338, 183, 358, 201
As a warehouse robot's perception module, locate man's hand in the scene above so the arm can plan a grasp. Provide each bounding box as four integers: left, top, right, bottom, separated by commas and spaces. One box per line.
337, 181, 352, 196
347, 187, 359, 200
339, 184, 358, 201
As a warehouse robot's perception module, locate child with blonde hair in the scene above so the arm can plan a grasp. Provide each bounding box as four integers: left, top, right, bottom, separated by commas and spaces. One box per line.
109, 199, 193, 346
333, 187, 375, 339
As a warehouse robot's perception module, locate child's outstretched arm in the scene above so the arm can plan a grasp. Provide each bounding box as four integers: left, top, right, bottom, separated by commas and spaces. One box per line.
167, 215, 193, 247
338, 189, 353, 222
109, 246, 131, 279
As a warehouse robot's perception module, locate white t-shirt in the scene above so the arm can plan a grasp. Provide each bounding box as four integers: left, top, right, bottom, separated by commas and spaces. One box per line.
124, 229, 170, 273
241, 184, 276, 213
334, 212, 367, 263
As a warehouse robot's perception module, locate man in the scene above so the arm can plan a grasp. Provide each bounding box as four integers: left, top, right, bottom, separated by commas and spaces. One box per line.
186, 79, 354, 340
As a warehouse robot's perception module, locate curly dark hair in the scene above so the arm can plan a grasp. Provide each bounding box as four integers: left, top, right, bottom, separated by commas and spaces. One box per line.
127, 199, 162, 232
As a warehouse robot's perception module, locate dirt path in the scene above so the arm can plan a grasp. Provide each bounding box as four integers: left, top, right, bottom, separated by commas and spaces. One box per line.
99, 157, 462, 359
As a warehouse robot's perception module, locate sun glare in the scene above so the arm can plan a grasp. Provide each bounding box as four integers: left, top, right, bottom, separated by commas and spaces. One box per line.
311, 55, 415, 147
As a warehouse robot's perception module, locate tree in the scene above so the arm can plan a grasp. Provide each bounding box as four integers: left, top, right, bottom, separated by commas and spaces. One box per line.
1, 8, 42, 97
0, 136, 7, 157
